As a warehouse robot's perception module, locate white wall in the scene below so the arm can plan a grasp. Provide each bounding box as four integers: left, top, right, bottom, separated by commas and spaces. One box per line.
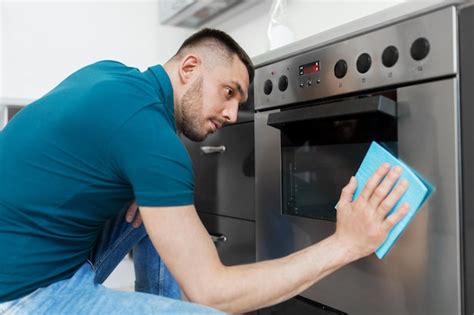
0, 1, 4, 97
212, 0, 409, 59
2, 1, 192, 100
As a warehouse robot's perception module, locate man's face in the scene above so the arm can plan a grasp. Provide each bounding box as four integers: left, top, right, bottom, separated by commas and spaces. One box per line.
179, 56, 249, 142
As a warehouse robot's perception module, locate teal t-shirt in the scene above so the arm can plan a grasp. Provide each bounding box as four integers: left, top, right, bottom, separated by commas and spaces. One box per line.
0, 61, 194, 302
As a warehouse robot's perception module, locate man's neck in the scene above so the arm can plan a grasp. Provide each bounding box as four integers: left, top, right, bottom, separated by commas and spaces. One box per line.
163, 62, 183, 133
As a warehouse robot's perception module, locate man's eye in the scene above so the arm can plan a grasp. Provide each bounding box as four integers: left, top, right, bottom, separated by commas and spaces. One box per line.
225, 87, 234, 97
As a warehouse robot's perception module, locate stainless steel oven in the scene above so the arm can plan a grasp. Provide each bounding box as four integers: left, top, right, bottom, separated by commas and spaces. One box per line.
254, 4, 473, 314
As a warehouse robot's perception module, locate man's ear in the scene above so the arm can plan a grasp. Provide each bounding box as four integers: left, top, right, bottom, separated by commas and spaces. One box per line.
179, 54, 201, 84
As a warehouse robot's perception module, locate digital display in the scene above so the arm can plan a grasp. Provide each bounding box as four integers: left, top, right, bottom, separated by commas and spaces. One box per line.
299, 61, 320, 75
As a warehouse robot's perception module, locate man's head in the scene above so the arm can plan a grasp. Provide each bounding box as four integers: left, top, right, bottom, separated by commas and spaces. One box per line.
164, 28, 254, 142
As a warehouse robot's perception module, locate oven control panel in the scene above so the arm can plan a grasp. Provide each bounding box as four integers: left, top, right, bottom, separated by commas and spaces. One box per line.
254, 6, 457, 110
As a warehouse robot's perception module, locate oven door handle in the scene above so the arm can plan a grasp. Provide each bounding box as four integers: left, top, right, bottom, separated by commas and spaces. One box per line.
200, 145, 226, 154
267, 95, 396, 128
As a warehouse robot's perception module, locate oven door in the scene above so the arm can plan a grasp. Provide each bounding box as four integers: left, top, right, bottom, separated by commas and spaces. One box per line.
255, 78, 461, 314
267, 95, 397, 222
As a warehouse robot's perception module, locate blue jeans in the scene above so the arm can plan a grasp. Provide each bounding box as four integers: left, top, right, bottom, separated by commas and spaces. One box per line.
0, 207, 224, 314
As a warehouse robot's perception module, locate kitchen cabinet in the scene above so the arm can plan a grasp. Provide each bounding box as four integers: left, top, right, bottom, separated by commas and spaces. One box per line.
182, 120, 255, 265
182, 122, 255, 221
198, 212, 255, 266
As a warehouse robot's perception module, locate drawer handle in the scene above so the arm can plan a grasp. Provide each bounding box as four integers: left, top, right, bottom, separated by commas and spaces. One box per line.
200, 145, 226, 154
210, 233, 228, 243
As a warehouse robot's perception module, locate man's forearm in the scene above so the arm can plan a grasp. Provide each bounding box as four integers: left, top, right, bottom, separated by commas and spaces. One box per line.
206, 234, 361, 314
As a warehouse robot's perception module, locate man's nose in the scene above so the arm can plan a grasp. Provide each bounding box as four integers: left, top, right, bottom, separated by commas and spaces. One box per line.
223, 103, 238, 124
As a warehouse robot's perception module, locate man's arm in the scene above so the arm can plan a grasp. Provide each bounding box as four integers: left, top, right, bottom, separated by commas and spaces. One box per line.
140, 164, 409, 313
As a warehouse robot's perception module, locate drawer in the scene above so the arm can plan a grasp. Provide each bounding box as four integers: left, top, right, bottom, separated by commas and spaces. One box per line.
183, 122, 255, 220
199, 213, 255, 266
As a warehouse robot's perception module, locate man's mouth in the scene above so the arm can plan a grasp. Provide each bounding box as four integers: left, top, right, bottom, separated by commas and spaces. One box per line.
209, 120, 222, 132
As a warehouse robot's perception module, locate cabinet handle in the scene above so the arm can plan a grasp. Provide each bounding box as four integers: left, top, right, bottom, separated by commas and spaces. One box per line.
200, 145, 226, 154
210, 233, 228, 243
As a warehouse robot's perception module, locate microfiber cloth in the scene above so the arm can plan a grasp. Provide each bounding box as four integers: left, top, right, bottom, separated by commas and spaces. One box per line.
352, 141, 435, 259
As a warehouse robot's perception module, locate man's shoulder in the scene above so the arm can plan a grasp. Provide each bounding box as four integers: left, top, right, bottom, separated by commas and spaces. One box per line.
72, 61, 156, 103
86, 60, 130, 71
69, 60, 131, 81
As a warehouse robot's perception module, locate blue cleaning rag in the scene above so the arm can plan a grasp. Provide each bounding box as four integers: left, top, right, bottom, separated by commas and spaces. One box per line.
352, 142, 435, 259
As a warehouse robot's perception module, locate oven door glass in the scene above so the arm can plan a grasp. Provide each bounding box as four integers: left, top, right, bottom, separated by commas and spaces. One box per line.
274, 96, 397, 221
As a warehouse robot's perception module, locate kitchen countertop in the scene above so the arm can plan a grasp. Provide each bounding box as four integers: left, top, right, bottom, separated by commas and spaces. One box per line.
252, 0, 462, 68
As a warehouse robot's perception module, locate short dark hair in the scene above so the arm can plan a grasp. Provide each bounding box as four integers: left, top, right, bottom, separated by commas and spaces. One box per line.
176, 28, 254, 84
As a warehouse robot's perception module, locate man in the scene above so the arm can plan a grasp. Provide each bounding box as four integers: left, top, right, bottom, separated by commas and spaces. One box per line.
0, 28, 409, 314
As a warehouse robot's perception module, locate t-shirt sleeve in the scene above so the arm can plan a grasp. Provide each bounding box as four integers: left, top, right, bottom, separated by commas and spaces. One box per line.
107, 104, 194, 207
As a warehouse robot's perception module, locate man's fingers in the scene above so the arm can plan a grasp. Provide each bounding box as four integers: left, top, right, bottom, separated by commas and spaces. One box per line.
358, 163, 390, 201
369, 166, 403, 209
377, 179, 408, 218
126, 200, 138, 223
132, 213, 142, 228
126, 200, 142, 228
383, 203, 410, 231
337, 176, 357, 209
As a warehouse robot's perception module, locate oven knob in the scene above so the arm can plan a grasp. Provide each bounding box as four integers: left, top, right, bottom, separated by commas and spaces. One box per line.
382, 45, 399, 68
263, 79, 273, 95
334, 59, 348, 79
278, 75, 288, 91
411, 37, 430, 61
357, 53, 372, 73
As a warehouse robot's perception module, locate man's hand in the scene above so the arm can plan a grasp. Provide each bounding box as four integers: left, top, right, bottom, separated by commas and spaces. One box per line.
125, 200, 142, 228
335, 163, 410, 259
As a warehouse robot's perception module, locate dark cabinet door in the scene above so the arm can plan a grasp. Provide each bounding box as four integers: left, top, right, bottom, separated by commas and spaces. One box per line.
182, 122, 255, 221
199, 212, 255, 265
